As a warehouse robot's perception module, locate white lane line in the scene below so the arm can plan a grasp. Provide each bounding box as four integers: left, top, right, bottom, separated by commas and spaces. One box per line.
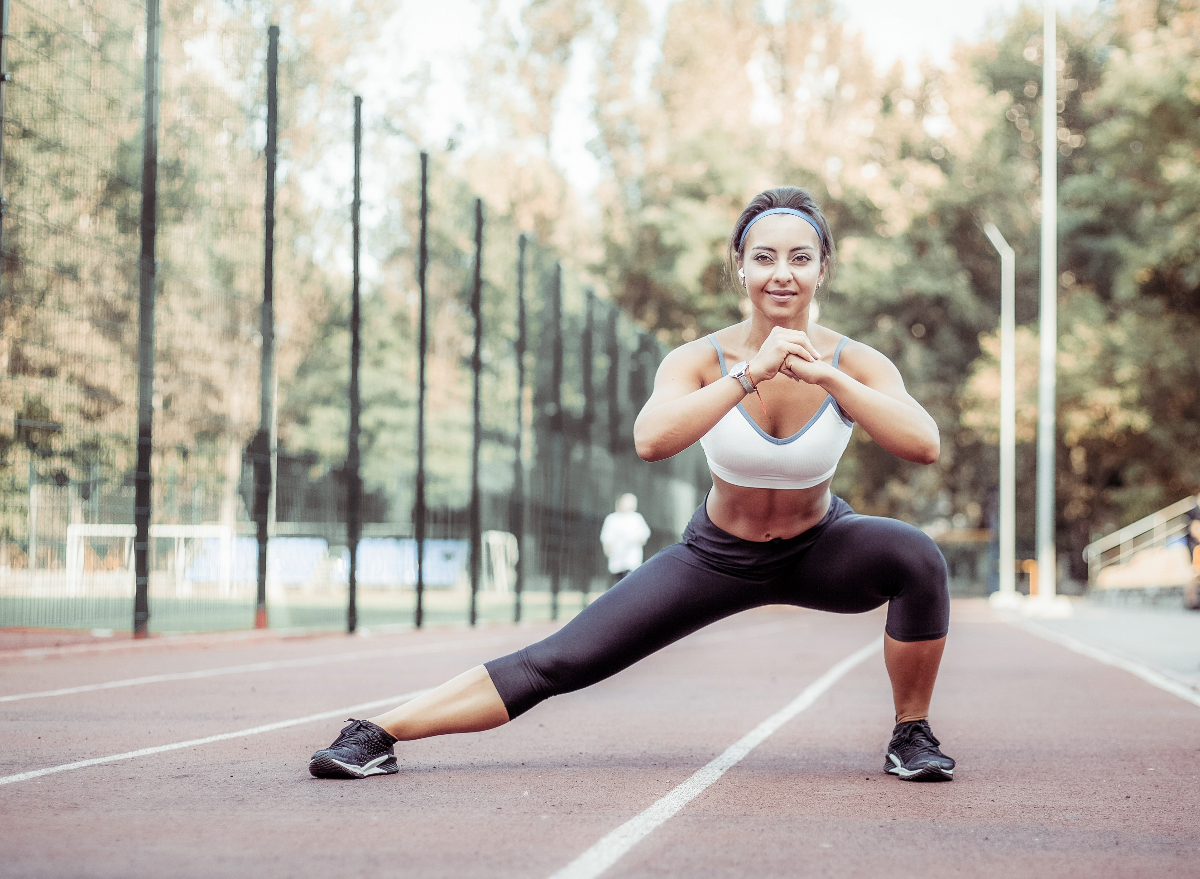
0, 689, 431, 787
547, 638, 883, 879
0, 635, 521, 704
1, 618, 805, 704
1010, 618, 1200, 709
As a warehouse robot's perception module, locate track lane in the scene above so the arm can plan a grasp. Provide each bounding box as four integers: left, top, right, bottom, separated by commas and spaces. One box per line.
0, 607, 881, 879
0, 690, 429, 786
599, 603, 1200, 878
0, 622, 560, 697
4, 602, 1198, 878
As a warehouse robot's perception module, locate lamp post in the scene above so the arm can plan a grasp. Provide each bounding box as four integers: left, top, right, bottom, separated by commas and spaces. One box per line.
1032, 0, 1072, 616
983, 222, 1020, 608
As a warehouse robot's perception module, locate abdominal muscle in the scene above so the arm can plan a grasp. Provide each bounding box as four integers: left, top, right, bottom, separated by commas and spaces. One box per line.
705, 473, 834, 542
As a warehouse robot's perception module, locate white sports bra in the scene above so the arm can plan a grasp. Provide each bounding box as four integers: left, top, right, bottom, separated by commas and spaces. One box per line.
699, 334, 854, 490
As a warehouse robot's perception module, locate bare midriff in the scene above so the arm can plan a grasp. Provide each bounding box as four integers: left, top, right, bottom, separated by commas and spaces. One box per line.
705, 473, 833, 542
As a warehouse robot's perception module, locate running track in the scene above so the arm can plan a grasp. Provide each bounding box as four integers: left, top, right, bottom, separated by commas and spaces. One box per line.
2, 601, 1198, 878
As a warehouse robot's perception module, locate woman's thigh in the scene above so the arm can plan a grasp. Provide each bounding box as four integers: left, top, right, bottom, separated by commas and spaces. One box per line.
485, 544, 773, 717
777, 511, 949, 642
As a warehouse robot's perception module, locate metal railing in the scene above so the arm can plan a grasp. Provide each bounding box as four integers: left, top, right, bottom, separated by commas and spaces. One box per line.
1082, 497, 1196, 583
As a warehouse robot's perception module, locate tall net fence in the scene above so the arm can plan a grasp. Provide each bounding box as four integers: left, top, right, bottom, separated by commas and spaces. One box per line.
0, 0, 709, 634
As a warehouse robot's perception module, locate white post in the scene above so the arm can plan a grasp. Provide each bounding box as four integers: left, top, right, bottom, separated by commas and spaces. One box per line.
1030, 0, 1072, 617
27, 462, 37, 590
983, 223, 1021, 608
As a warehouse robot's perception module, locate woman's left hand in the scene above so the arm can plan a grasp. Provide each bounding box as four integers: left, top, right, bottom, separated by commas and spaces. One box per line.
780, 351, 832, 385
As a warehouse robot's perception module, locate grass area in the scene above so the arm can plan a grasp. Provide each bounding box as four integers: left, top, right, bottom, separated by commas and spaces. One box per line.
0, 588, 597, 634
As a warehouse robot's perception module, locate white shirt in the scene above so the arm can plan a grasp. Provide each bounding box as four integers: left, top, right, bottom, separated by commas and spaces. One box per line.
600, 511, 651, 574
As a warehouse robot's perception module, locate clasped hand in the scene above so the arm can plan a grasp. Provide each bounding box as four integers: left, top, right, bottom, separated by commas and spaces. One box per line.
747, 326, 828, 386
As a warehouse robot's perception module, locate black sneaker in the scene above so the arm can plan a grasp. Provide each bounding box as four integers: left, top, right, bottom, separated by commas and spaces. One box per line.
309, 719, 399, 779
884, 719, 955, 781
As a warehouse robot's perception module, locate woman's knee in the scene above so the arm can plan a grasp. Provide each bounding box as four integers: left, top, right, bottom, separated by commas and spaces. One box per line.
884, 527, 949, 641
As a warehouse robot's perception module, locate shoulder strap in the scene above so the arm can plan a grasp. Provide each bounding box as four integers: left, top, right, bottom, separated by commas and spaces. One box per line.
705, 334, 729, 375
832, 335, 849, 369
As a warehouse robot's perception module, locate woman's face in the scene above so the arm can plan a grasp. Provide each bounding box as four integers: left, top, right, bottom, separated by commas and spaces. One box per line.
738, 213, 824, 319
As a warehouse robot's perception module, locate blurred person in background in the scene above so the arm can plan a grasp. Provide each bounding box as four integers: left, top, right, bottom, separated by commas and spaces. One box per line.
600, 493, 651, 588
310, 187, 955, 784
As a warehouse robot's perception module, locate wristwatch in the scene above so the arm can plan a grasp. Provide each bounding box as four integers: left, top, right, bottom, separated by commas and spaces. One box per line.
729, 361, 755, 394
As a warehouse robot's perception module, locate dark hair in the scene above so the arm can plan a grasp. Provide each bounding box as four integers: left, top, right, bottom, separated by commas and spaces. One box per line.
728, 187, 835, 290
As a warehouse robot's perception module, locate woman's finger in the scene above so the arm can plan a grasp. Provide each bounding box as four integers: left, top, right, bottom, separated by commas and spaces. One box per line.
776, 340, 816, 362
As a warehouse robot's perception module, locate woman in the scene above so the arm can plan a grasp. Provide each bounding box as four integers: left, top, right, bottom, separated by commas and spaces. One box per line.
310, 187, 955, 783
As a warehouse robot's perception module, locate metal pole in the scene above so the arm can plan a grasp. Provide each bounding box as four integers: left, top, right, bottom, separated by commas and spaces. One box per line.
414, 152, 429, 628
251, 24, 279, 631
512, 234, 527, 623
580, 288, 595, 606
0, 0, 10, 278
27, 461, 36, 587
549, 261, 563, 621
347, 96, 363, 634
606, 305, 621, 456
1035, 0, 1066, 612
468, 197, 484, 627
133, 0, 162, 639
983, 222, 1019, 607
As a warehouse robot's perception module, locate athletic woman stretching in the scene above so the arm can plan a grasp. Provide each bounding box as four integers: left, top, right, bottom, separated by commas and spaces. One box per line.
310, 187, 955, 783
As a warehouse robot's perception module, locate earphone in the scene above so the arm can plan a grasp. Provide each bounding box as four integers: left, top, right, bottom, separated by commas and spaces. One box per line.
739, 266, 824, 290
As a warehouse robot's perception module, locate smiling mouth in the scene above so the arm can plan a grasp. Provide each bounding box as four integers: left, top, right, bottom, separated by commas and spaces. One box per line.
767, 290, 795, 300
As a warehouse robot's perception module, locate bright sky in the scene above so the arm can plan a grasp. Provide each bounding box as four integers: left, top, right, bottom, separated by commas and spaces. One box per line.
362, 0, 1102, 199
565, 0, 1103, 192
829, 0, 1101, 70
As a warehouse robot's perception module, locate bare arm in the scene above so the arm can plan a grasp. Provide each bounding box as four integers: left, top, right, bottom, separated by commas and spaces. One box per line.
633, 345, 745, 462
634, 331, 819, 462
783, 339, 939, 464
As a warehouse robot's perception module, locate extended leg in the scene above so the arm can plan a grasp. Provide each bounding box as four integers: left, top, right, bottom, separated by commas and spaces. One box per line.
367, 665, 509, 741
309, 668, 510, 778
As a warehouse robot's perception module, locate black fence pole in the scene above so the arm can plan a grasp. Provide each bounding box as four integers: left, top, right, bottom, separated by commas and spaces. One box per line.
512, 234, 527, 623
468, 197, 484, 627
251, 24, 279, 631
606, 305, 621, 456
580, 288, 596, 606
414, 152, 429, 628
133, 0, 162, 639
0, 0, 10, 275
346, 96, 363, 635
549, 261, 563, 621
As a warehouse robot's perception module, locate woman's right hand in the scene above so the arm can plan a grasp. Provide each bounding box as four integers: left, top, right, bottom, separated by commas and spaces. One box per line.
747, 326, 822, 384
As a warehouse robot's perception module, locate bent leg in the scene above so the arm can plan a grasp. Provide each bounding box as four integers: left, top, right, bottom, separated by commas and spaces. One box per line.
782, 509, 949, 640
782, 506, 950, 720
884, 633, 946, 723
486, 544, 772, 719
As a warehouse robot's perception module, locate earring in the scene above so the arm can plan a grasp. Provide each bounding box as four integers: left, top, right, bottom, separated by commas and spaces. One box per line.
737, 268, 745, 285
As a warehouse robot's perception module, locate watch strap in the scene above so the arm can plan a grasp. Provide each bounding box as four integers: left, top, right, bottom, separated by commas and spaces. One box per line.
730, 361, 755, 393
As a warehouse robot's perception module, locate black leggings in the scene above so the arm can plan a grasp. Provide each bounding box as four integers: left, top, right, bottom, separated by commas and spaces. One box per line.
485, 496, 949, 719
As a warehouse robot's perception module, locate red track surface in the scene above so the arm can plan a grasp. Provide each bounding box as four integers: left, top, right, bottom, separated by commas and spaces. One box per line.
2, 601, 1198, 878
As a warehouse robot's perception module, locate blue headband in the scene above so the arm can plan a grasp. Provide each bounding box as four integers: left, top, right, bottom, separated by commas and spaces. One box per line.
738, 207, 824, 250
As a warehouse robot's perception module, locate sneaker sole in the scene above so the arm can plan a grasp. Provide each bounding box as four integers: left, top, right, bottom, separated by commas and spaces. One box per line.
885, 754, 954, 782
309, 752, 398, 780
